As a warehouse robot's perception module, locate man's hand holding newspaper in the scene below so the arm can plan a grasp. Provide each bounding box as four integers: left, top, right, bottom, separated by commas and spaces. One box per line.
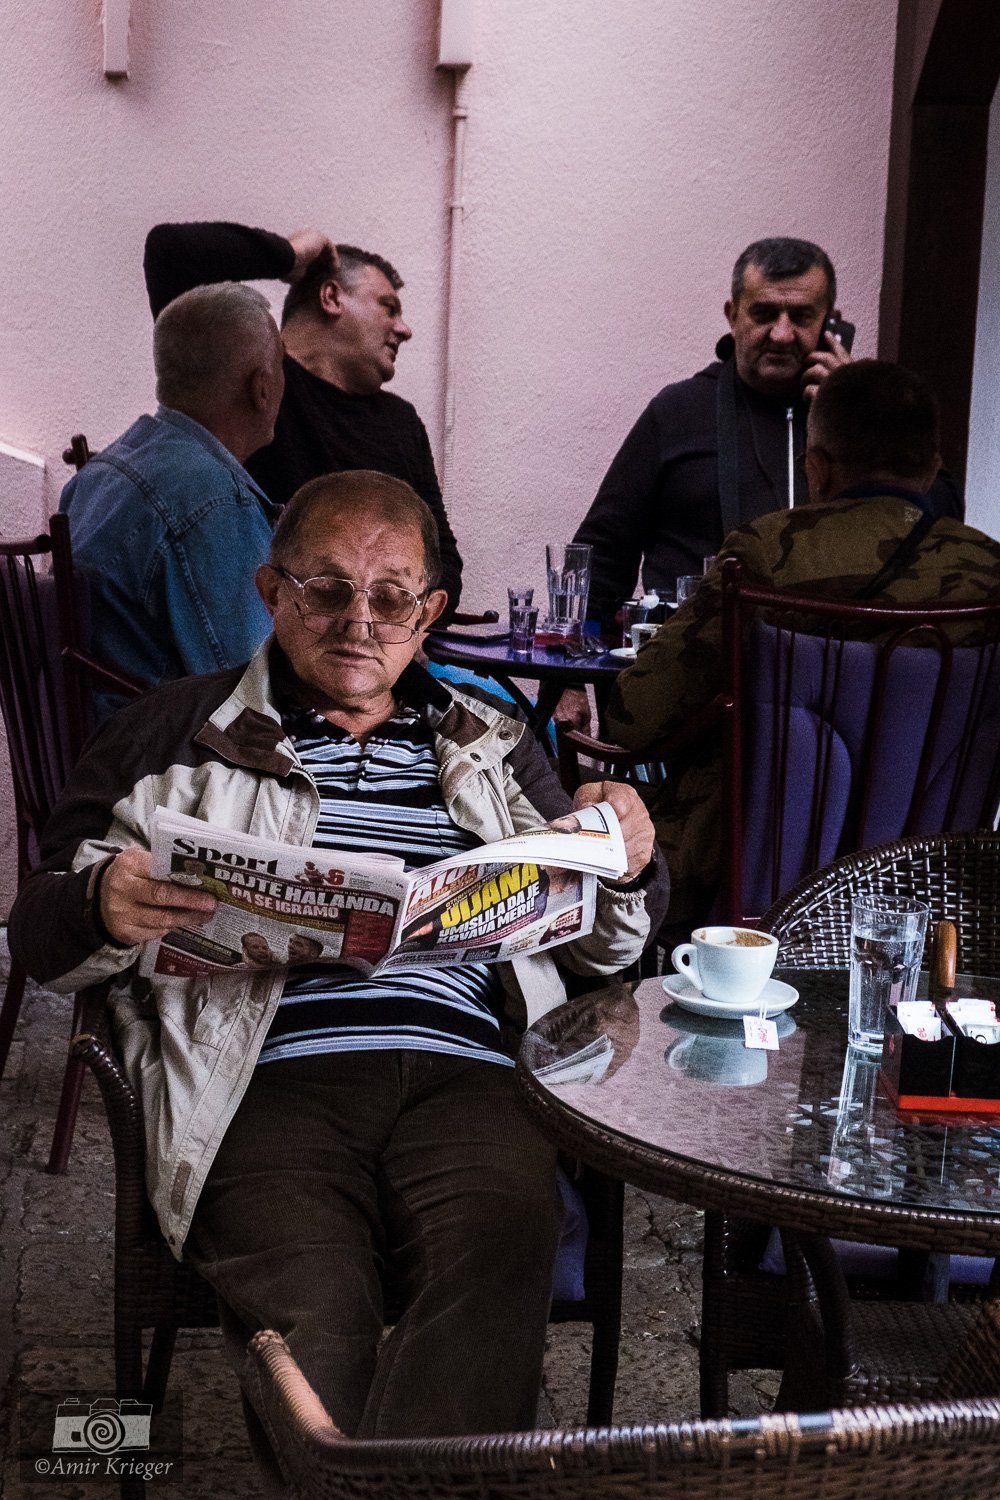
138, 799, 635, 980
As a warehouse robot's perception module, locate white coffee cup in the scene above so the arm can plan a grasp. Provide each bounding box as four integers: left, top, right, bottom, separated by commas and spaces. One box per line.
671, 926, 779, 1004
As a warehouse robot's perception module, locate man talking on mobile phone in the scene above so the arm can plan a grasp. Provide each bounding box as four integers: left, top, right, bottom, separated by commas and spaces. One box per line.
573, 239, 846, 621
559, 237, 963, 731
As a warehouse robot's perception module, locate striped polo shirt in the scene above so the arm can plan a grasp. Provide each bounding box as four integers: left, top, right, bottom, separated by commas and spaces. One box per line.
257, 700, 511, 1068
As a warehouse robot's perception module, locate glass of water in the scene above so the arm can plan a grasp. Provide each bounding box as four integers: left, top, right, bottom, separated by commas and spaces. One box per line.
509, 604, 538, 656
621, 598, 648, 649
848, 894, 930, 1053
507, 587, 534, 640
545, 543, 592, 642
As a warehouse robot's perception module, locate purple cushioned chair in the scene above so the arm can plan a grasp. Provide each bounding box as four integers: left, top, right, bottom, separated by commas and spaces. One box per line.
739, 619, 1000, 917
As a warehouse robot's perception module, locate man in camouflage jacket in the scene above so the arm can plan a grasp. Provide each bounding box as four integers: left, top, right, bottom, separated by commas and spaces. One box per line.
606, 360, 1000, 927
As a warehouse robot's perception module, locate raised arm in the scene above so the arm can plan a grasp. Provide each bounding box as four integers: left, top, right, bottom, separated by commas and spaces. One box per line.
143, 221, 329, 316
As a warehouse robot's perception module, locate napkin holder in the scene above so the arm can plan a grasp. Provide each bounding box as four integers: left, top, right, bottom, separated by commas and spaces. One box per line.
879, 1008, 955, 1109
947, 1007, 1000, 1104
880, 1005, 1000, 1114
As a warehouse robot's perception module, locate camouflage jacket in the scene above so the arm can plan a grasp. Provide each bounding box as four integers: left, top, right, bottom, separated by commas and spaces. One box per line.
605, 490, 1000, 922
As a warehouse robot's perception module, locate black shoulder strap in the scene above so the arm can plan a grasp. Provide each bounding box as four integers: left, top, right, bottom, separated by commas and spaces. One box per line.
854, 511, 937, 600
716, 359, 741, 541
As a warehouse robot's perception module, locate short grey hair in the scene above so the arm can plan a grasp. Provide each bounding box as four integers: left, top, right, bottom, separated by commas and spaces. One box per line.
731, 238, 836, 311
153, 282, 277, 413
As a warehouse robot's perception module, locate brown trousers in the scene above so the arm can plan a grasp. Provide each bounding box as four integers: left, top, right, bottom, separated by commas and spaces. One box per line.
186, 1049, 561, 1441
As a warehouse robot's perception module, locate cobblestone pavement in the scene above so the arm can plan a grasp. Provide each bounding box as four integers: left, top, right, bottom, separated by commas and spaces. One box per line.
0, 940, 776, 1498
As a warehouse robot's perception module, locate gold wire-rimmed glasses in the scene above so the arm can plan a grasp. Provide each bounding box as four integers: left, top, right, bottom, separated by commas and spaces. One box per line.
275, 569, 429, 641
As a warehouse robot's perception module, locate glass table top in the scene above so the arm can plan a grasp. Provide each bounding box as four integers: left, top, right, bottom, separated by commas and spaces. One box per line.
519, 971, 1000, 1231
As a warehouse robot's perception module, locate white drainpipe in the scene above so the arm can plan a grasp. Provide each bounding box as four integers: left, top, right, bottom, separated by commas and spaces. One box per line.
437, 1, 475, 505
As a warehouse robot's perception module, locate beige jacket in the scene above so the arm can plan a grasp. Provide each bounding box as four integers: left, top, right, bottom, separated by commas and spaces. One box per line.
10, 644, 668, 1253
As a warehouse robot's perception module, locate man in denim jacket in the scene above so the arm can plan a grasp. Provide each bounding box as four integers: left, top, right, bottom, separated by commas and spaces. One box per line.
60, 281, 286, 712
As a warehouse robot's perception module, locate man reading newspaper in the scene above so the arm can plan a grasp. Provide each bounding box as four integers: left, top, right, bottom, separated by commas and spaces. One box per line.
10, 470, 667, 1467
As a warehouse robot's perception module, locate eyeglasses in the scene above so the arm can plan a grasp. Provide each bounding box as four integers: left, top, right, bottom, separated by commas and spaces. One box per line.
276, 569, 428, 642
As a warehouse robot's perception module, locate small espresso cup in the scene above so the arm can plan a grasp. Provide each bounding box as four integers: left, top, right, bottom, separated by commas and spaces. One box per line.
671, 926, 779, 1004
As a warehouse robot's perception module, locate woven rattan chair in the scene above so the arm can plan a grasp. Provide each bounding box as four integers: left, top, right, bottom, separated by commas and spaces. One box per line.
698, 832, 1000, 1415
773, 1230, 1000, 1411
241, 1328, 1000, 1500
763, 829, 1000, 971
0, 515, 145, 1173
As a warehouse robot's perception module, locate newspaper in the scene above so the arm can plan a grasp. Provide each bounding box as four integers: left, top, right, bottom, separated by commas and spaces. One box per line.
143, 801, 628, 979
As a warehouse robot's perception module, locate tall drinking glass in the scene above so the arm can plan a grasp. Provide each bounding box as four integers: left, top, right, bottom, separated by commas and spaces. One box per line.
545, 543, 592, 643
507, 587, 534, 634
848, 895, 929, 1053
621, 599, 648, 650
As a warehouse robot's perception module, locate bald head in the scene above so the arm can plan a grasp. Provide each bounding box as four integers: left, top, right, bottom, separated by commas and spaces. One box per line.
270, 471, 442, 590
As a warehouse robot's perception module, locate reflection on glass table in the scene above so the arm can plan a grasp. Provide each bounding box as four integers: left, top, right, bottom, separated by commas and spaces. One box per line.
518, 971, 1000, 1253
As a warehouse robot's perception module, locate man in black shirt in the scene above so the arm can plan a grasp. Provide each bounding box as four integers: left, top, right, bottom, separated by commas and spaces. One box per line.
144, 221, 464, 616
572, 236, 963, 625
560, 237, 962, 728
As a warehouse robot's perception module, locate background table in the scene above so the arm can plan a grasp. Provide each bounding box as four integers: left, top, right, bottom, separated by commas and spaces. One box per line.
425, 629, 625, 740
518, 972, 1000, 1256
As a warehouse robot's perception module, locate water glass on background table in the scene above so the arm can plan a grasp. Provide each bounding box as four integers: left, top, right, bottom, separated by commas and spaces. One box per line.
507, 586, 533, 634
545, 542, 592, 642
848, 894, 930, 1053
676, 574, 701, 605
509, 604, 538, 656
621, 598, 648, 650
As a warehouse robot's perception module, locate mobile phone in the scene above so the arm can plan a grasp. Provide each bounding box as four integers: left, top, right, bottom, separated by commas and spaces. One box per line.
825, 311, 855, 354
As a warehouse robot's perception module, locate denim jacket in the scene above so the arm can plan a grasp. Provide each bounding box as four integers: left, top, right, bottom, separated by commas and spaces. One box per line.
60, 407, 277, 706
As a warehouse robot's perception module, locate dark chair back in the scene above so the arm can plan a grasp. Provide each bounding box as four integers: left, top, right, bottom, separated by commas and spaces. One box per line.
0, 514, 145, 879
735, 605, 1000, 917
559, 562, 1000, 928
0, 514, 147, 1174
0, 524, 84, 879
62, 433, 93, 471
446, 609, 500, 625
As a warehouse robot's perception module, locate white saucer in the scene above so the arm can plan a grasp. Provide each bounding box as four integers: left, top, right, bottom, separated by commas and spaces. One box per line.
608, 646, 637, 660
661, 974, 799, 1020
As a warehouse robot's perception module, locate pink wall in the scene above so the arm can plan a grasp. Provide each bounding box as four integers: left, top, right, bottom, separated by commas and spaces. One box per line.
0, 0, 899, 911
